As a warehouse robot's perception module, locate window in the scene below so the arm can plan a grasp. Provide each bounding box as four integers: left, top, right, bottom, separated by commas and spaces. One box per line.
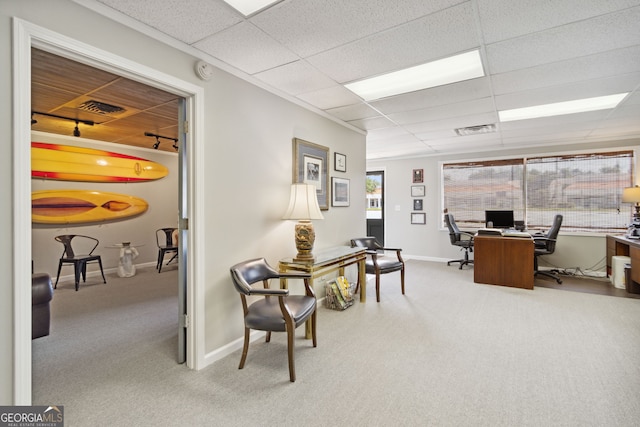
443, 151, 633, 233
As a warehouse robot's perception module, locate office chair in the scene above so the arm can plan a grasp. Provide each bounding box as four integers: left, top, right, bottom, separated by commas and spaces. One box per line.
230, 258, 317, 382
350, 237, 405, 302
444, 213, 474, 269
54, 234, 106, 291
533, 214, 563, 284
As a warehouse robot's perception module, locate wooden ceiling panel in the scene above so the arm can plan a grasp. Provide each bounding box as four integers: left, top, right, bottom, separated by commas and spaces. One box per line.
31, 48, 180, 153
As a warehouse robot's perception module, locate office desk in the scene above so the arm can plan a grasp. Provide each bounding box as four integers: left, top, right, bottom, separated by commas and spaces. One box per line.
606, 235, 640, 286
473, 235, 534, 290
279, 246, 366, 338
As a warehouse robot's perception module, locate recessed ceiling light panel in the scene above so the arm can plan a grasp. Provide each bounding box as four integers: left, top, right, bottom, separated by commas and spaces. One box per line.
499, 93, 629, 122
223, 0, 282, 17
344, 50, 485, 101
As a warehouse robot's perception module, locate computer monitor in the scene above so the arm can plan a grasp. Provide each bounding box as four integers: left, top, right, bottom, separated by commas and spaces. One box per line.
485, 210, 515, 229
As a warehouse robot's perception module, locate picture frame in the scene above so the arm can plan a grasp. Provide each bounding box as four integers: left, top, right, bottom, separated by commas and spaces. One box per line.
293, 138, 329, 210
411, 212, 426, 224
334, 152, 347, 172
413, 168, 424, 183
413, 199, 423, 211
411, 185, 425, 197
331, 177, 350, 207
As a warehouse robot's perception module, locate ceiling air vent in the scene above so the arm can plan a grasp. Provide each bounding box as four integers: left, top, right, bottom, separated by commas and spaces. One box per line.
455, 123, 496, 136
78, 100, 125, 116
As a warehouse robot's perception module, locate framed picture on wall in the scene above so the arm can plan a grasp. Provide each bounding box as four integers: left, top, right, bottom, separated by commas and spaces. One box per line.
331, 177, 350, 206
293, 138, 329, 210
411, 185, 425, 197
413, 199, 423, 211
334, 152, 347, 172
411, 213, 426, 224
413, 168, 424, 183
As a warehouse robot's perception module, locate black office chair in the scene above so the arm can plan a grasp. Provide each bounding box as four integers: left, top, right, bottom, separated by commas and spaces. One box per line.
350, 237, 405, 302
230, 258, 316, 382
444, 213, 474, 269
533, 214, 563, 284
54, 234, 106, 291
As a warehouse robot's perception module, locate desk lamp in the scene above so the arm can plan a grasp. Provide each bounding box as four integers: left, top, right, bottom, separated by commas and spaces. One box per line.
622, 185, 640, 237
283, 183, 324, 262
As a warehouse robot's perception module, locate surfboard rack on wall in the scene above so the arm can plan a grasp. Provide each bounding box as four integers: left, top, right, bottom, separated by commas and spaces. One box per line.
32, 190, 149, 224
31, 142, 169, 182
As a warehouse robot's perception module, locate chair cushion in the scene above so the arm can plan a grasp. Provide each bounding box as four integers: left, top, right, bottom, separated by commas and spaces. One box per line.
365, 258, 403, 274
245, 295, 316, 332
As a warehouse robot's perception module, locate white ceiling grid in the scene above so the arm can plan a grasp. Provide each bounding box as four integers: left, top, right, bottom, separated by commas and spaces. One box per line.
91, 0, 640, 160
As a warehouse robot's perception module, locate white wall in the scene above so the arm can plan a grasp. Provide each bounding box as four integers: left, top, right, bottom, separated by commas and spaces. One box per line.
31, 131, 180, 277
368, 141, 640, 273
0, 0, 366, 403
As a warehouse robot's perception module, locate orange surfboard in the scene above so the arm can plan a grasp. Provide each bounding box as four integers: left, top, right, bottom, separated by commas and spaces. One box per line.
31, 142, 169, 182
32, 190, 148, 224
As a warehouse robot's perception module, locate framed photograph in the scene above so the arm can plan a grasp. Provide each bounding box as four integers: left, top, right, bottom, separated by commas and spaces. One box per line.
413, 168, 424, 183
411, 213, 426, 224
413, 199, 423, 211
293, 138, 329, 210
331, 177, 350, 207
411, 185, 425, 197
334, 152, 347, 172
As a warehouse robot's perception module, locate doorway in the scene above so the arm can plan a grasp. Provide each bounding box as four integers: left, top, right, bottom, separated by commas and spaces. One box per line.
366, 170, 385, 245
13, 18, 205, 403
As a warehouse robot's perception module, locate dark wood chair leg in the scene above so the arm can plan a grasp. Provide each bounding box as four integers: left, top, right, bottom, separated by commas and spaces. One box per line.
286, 325, 296, 382
376, 274, 381, 302
239, 327, 250, 369
401, 268, 405, 295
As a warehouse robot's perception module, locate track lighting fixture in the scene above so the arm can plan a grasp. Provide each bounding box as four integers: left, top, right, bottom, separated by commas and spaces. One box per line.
31, 111, 94, 137
145, 132, 178, 151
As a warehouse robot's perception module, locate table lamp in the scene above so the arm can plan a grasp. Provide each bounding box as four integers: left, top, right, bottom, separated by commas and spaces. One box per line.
283, 183, 324, 262
622, 185, 640, 236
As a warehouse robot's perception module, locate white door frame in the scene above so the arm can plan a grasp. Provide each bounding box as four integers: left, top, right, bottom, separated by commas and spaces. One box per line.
12, 18, 206, 403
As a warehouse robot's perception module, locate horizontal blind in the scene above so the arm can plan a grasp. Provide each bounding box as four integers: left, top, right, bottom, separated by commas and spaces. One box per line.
443, 159, 524, 228
526, 151, 633, 232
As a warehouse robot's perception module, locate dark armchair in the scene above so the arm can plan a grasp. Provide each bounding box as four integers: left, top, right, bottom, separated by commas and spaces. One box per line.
444, 213, 474, 269
54, 234, 106, 291
32, 273, 53, 339
230, 258, 317, 382
534, 214, 563, 284
350, 237, 405, 302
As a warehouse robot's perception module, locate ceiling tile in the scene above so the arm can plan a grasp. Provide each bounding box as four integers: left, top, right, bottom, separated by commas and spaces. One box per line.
306, 2, 479, 83
193, 22, 299, 74
97, 0, 243, 44
325, 102, 381, 122
388, 97, 495, 126
253, 60, 337, 95
296, 85, 363, 110
250, 0, 464, 57
486, 7, 640, 74
347, 116, 396, 131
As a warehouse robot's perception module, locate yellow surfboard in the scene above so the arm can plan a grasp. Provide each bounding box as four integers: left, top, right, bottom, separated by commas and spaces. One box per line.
32, 190, 148, 224
32, 142, 169, 182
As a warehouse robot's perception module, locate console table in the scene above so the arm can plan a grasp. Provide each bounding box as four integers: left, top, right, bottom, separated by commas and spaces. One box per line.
279, 246, 366, 338
473, 235, 534, 290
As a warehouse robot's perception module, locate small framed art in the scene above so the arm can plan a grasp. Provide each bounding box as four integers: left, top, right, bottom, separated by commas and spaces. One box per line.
413, 169, 424, 183
334, 152, 347, 172
413, 199, 423, 211
411, 213, 426, 224
411, 185, 425, 197
293, 138, 329, 210
331, 177, 350, 207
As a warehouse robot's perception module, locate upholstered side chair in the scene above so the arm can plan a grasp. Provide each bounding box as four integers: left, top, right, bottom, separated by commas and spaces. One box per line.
350, 237, 405, 302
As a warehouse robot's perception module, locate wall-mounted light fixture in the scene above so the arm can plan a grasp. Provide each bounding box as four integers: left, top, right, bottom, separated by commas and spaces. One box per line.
31, 111, 94, 137
144, 132, 178, 151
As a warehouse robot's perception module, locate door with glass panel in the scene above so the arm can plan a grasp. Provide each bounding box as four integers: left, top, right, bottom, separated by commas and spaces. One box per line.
366, 171, 384, 245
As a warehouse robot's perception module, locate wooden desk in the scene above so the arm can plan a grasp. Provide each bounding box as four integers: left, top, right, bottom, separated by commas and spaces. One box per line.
473, 235, 534, 290
606, 235, 640, 285
279, 246, 366, 338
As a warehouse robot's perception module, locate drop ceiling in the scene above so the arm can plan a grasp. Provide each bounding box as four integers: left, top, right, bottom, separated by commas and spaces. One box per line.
58, 0, 640, 159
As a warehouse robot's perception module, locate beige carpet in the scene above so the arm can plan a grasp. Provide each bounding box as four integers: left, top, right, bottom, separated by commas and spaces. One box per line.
32, 260, 640, 426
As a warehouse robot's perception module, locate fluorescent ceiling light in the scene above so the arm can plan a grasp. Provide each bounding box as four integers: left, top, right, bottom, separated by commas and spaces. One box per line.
223, 0, 282, 17
344, 50, 484, 101
499, 93, 628, 122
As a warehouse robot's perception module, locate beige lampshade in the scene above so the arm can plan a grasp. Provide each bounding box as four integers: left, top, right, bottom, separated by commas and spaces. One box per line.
622, 186, 640, 203
282, 183, 324, 220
